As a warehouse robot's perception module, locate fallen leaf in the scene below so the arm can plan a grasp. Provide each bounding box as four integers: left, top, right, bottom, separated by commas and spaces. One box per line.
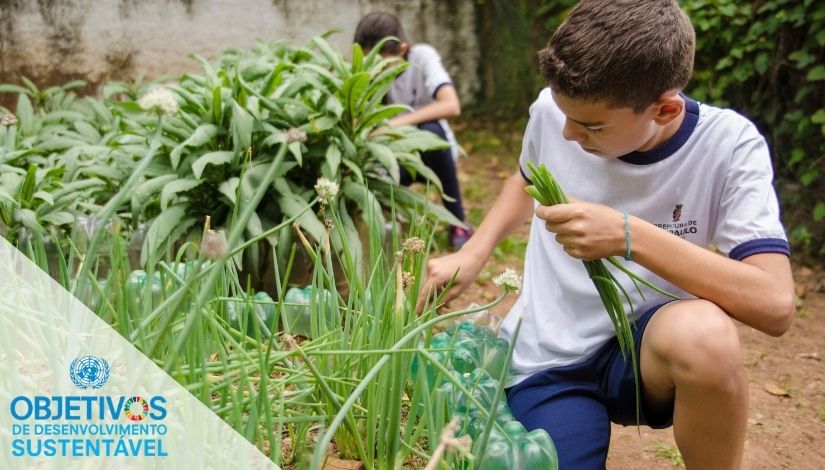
763, 382, 789, 397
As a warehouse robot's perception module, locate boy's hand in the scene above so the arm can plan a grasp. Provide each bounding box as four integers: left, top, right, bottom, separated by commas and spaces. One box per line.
416, 248, 486, 312
535, 200, 626, 261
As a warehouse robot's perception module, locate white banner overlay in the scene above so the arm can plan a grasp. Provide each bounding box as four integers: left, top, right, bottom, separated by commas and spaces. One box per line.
0, 237, 278, 469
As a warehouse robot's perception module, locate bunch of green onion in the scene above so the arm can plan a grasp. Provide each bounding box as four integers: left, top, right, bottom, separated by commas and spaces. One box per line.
524, 162, 678, 421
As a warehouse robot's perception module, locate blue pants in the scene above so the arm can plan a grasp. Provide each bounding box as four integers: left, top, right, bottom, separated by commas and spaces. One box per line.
506, 304, 674, 469
399, 121, 465, 222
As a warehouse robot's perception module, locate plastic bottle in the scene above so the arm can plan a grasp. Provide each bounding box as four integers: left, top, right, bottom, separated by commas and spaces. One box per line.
282, 286, 333, 337
414, 320, 559, 469
226, 291, 277, 338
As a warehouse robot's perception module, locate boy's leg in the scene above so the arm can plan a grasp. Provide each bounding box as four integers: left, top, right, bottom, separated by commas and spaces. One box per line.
416, 121, 466, 223
506, 365, 612, 469
640, 299, 748, 469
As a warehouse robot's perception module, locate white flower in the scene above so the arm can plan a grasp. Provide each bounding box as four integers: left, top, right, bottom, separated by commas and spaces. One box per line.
286, 128, 307, 144
1, 113, 17, 126
314, 177, 339, 205
402, 271, 415, 288
493, 268, 522, 293
138, 87, 179, 116
402, 237, 425, 254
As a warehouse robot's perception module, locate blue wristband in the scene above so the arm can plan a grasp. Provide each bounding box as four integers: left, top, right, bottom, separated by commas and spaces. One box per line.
623, 212, 632, 262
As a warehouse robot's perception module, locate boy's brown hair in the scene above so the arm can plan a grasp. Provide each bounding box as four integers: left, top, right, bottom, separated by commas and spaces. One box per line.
539, 0, 695, 112
354, 11, 407, 55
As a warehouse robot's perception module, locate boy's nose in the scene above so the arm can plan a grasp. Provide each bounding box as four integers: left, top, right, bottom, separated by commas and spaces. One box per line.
562, 119, 586, 143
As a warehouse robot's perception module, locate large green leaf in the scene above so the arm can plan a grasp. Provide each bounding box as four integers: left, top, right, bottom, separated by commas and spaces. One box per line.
218, 177, 240, 205
40, 211, 75, 226
357, 104, 409, 134
161, 178, 202, 210
131, 174, 178, 215
32, 190, 54, 207
370, 178, 463, 227
395, 152, 444, 193
192, 151, 234, 179
385, 129, 450, 153
341, 72, 370, 117
14, 208, 44, 233
278, 192, 324, 242
170, 123, 218, 169
324, 144, 341, 177
143, 204, 189, 263
231, 99, 254, 155
310, 36, 346, 76
342, 180, 384, 230
0, 186, 16, 206
365, 142, 400, 183
16, 94, 35, 135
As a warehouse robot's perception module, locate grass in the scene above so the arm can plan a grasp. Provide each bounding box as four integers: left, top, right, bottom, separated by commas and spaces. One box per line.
647, 439, 684, 467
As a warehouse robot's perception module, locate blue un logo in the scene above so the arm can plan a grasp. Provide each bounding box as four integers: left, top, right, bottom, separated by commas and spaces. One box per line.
69, 356, 110, 390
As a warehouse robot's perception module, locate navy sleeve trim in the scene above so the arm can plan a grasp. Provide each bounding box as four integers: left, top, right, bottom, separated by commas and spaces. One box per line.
519, 166, 533, 184
728, 238, 790, 261
432, 82, 453, 99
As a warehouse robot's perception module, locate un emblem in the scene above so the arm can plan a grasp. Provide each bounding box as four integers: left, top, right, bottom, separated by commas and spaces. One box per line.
69, 356, 110, 390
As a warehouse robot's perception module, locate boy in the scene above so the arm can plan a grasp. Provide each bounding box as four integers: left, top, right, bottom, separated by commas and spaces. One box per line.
420, 0, 795, 468
354, 12, 474, 250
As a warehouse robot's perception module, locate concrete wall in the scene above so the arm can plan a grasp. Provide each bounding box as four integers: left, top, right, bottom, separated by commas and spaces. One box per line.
0, 0, 479, 104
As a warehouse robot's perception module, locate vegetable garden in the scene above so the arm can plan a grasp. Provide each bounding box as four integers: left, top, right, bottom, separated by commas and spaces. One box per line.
3, 1, 825, 467
0, 36, 557, 469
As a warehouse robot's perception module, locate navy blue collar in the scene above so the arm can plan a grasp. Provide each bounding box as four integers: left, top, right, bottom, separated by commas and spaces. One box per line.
618, 96, 700, 165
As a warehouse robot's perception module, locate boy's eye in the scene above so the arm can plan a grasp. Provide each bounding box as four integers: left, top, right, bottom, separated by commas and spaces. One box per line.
585, 127, 603, 134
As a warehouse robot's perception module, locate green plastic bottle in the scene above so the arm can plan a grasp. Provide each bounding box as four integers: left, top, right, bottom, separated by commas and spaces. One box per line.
282, 286, 334, 337
282, 287, 312, 336
125, 269, 162, 312
226, 292, 277, 338
476, 422, 558, 470
416, 320, 559, 469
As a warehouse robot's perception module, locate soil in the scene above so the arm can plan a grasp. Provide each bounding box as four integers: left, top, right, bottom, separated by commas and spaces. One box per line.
441, 122, 825, 469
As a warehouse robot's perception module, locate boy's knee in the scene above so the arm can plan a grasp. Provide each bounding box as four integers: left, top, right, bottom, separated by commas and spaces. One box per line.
649, 300, 744, 388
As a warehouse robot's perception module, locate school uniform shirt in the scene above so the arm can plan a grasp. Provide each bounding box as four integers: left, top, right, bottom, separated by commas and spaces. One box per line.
388, 43, 459, 159
499, 88, 789, 387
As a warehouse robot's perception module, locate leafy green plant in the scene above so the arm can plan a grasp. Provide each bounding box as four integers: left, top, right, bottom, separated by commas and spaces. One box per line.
682, 0, 825, 259
111, 36, 459, 274
0, 80, 140, 246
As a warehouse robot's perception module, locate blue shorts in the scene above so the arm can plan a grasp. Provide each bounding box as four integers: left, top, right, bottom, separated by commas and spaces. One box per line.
505, 303, 673, 469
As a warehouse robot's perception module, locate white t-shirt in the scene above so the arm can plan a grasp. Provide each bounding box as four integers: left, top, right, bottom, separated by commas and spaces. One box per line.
388, 43, 459, 159
499, 88, 789, 386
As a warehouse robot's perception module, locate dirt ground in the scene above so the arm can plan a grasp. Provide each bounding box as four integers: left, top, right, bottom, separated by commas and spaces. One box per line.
443, 122, 825, 469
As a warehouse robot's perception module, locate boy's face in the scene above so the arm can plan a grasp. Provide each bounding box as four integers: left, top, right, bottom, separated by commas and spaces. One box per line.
551, 90, 670, 158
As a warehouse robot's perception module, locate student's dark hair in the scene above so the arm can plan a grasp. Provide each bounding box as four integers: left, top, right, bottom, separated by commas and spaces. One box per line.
538, 0, 695, 113
354, 11, 407, 54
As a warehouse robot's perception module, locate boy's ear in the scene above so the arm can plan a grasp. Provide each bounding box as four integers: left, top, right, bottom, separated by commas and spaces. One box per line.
398, 41, 410, 56
651, 92, 685, 126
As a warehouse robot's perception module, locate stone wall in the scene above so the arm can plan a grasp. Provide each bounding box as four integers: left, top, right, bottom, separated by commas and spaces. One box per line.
0, 0, 478, 105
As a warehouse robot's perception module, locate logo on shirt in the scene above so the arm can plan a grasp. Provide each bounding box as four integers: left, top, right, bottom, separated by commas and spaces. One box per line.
656, 202, 698, 238
672, 204, 683, 222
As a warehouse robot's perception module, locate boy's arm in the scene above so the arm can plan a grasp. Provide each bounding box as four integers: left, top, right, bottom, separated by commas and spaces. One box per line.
388, 85, 461, 127
418, 171, 534, 309
537, 202, 795, 336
